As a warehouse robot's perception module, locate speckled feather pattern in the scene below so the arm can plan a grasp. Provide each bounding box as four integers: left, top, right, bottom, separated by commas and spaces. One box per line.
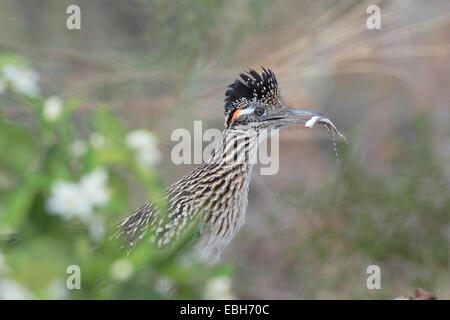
115, 130, 259, 261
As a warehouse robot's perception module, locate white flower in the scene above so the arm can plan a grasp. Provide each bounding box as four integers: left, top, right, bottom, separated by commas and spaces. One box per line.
110, 259, 134, 281
71, 140, 88, 158
126, 129, 158, 150
125, 129, 161, 168
90, 133, 106, 149
0, 279, 33, 300
43, 96, 63, 122
46, 181, 92, 220
46, 168, 110, 220
135, 148, 161, 168
2, 65, 40, 97
203, 276, 234, 300
0, 78, 6, 95
79, 168, 110, 207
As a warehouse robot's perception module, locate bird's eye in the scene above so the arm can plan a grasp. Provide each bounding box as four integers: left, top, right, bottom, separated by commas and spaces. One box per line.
254, 107, 265, 116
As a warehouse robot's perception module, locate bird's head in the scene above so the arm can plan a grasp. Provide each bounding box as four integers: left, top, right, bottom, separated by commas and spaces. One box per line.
224, 68, 324, 131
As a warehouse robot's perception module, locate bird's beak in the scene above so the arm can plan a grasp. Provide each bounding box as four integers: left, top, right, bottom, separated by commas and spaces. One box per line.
268, 106, 348, 162
270, 107, 325, 127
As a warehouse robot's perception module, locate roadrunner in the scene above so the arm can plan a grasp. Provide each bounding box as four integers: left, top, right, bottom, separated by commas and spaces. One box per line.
116, 68, 344, 262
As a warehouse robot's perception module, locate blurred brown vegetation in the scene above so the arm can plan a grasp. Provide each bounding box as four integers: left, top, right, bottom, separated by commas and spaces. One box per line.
0, 0, 449, 299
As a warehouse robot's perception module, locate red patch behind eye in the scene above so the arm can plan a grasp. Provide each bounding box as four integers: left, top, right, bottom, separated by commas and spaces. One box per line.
231, 109, 242, 123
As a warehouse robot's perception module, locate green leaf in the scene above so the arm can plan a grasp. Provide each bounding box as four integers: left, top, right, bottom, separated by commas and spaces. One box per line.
0, 120, 36, 177
0, 179, 40, 231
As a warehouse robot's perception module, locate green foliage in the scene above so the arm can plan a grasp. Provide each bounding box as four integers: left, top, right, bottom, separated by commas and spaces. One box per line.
0, 53, 231, 299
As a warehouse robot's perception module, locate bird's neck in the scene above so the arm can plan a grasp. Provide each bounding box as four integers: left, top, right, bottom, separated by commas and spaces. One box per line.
207, 129, 260, 168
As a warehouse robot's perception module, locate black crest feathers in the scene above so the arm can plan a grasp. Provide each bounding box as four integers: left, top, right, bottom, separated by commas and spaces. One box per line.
224, 67, 281, 113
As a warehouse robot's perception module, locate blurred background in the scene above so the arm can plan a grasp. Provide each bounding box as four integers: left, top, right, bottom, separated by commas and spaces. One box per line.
0, 0, 449, 299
